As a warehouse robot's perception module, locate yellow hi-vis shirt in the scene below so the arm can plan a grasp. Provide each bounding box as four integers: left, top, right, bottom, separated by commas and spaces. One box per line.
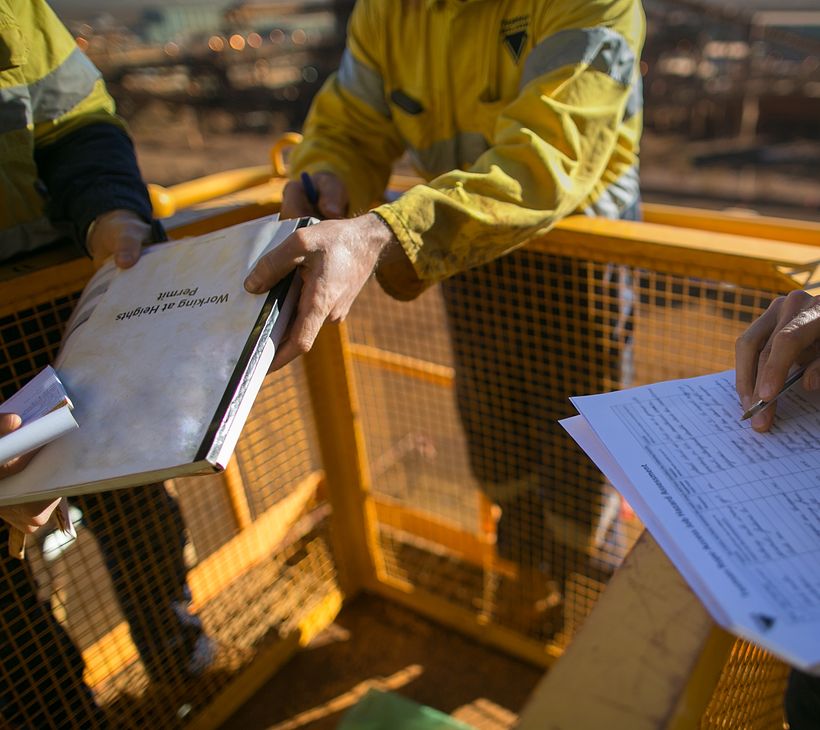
290, 0, 645, 284
0, 0, 121, 256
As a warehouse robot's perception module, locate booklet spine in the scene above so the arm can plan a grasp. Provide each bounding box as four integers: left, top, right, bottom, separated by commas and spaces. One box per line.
194, 218, 309, 464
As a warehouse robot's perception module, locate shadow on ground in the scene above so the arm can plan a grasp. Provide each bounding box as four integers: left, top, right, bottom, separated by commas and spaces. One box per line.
222, 593, 543, 730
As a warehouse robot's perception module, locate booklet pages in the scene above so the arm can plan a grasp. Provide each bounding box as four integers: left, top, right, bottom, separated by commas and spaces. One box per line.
564, 370, 820, 673
0, 215, 305, 505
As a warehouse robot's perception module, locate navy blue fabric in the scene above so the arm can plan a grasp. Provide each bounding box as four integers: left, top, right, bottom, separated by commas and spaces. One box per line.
32, 122, 153, 252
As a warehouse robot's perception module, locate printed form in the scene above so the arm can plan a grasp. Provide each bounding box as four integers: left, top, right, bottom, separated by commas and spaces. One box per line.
564, 370, 820, 673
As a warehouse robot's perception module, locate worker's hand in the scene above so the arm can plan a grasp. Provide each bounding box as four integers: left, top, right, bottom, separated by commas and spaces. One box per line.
86, 209, 152, 269
244, 212, 397, 370
0, 414, 59, 533
281, 172, 348, 220
0, 413, 37, 480
735, 290, 820, 432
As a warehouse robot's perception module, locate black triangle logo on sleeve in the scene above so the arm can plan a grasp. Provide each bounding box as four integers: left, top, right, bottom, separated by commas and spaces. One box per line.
751, 613, 776, 632
503, 31, 528, 63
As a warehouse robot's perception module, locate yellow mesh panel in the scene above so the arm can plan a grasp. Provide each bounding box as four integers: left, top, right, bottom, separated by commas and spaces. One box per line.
0, 209, 806, 728
0, 272, 339, 729
701, 641, 790, 729
346, 240, 794, 724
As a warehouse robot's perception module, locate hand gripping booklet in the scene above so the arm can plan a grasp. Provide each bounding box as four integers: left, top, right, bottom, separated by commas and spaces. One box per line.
0, 214, 308, 506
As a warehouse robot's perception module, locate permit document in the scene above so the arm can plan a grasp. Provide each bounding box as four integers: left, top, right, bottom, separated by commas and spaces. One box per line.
0, 366, 78, 464
0, 214, 308, 506
562, 370, 820, 673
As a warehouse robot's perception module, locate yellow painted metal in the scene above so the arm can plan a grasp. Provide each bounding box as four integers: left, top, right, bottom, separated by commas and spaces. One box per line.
643, 202, 820, 247
222, 458, 253, 532
667, 626, 738, 730
82, 471, 323, 688
534, 216, 819, 290
0, 256, 92, 318
370, 575, 561, 670
5, 136, 814, 726
516, 533, 733, 729
270, 131, 305, 177
348, 342, 455, 389
184, 589, 344, 730
374, 498, 516, 578
302, 322, 386, 596
148, 166, 274, 218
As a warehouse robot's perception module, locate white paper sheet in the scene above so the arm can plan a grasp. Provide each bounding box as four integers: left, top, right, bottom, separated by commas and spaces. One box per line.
566, 370, 820, 673
0, 366, 78, 463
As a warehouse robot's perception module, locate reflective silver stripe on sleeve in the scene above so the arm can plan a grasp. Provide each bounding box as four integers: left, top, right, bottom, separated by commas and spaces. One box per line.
521, 27, 635, 89
0, 86, 31, 132
29, 47, 101, 123
623, 70, 643, 122
0, 216, 63, 261
582, 164, 641, 220
337, 48, 390, 117
407, 132, 489, 178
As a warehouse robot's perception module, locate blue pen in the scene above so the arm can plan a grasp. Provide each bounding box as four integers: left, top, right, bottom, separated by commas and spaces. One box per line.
300, 171, 319, 206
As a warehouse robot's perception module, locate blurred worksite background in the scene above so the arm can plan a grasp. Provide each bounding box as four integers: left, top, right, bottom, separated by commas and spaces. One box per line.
51, 0, 820, 220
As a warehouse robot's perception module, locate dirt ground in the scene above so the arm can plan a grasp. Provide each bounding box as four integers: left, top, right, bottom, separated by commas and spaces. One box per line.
222, 594, 544, 730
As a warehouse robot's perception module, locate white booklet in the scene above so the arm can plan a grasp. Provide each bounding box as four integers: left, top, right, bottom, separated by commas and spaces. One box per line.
0, 214, 307, 505
0, 366, 78, 464
563, 371, 820, 673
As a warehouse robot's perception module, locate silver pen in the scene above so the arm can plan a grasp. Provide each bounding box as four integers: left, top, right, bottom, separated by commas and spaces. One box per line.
740, 366, 807, 421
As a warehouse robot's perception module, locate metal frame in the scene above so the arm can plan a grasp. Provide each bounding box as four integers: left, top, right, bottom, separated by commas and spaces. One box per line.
4, 141, 818, 727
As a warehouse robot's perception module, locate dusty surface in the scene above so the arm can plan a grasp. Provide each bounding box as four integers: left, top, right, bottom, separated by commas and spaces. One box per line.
221, 594, 543, 730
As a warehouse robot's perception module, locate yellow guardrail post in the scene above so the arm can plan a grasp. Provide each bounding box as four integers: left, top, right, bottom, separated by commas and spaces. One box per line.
302, 321, 385, 597
516, 533, 735, 729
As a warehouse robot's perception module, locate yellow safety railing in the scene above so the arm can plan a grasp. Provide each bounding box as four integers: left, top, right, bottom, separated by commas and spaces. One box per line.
1, 137, 818, 728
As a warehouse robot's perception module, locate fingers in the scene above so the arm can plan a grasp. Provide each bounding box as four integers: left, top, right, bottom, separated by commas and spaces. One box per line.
269, 276, 331, 371
281, 173, 348, 221
0, 413, 22, 437
111, 222, 145, 269
0, 498, 61, 535
280, 180, 314, 219
758, 294, 820, 399
244, 230, 306, 294
87, 210, 151, 269
735, 291, 820, 433
0, 413, 31, 479
735, 299, 781, 408
0, 450, 36, 480
314, 173, 348, 219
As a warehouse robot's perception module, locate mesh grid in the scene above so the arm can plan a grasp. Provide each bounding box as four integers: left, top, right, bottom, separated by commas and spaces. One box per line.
347, 243, 794, 723
0, 279, 339, 728
701, 641, 791, 729
0, 224, 804, 727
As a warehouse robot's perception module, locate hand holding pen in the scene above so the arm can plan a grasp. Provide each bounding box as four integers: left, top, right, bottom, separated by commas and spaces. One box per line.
735, 290, 820, 432
280, 171, 349, 221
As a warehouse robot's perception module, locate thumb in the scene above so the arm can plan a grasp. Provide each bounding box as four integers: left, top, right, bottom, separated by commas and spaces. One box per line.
112, 227, 145, 269
0, 413, 22, 437
281, 180, 313, 219
314, 173, 348, 219
244, 230, 304, 294
88, 211, 149, 269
